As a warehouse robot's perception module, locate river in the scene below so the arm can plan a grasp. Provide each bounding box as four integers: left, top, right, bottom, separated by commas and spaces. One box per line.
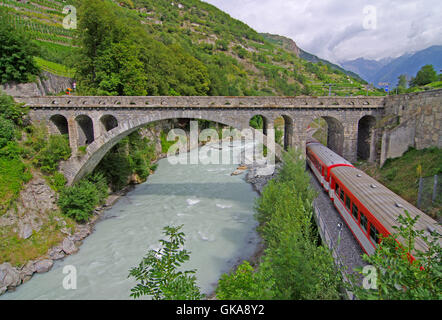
1, 140, 262, 300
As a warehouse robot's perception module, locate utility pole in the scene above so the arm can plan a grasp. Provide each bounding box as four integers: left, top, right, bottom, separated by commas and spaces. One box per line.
325, 84, 333, 96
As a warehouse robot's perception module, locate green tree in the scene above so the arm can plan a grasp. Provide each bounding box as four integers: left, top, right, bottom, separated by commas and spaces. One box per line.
349, 211, 441, 300
0, 12, 40, 84
128, 225, 204, 300
410, 65, 438, 86
397, 74, 408, 88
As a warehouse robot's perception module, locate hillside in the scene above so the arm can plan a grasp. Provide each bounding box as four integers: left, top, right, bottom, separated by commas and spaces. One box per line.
341, 45, 442, 88
0, 0, 381, 96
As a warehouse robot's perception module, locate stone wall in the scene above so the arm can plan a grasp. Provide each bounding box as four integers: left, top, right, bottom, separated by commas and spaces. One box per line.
380, 89, 442, 166
0, 71, 73, 97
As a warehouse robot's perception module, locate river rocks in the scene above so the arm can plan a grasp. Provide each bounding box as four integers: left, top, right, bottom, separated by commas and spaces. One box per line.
19, 262, 36, 283
19, 224, 33, 239
62, 238, 78, 255
71, 225, 91, 242
49, 246, 65, 260
245, 163, 281, 195
34, 260, 54, 274
0, 263, 21, 290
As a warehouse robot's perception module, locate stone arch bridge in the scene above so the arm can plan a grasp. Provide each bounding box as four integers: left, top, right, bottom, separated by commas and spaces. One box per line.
16, 96, 385, 185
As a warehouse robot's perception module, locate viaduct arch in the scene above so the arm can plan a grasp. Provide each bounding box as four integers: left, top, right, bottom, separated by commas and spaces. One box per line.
16, 96, 385, 185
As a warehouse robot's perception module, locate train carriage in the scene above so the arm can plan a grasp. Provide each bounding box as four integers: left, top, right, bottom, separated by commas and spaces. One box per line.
306, 142, 353, 195
329, 166, 442, 257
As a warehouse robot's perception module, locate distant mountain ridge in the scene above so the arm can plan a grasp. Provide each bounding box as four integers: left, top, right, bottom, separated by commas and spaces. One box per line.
260, 33, 366, 83
340, 46, 442, 87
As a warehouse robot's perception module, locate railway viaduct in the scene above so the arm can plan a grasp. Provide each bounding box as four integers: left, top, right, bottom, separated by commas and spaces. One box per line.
16, 95, 386, 185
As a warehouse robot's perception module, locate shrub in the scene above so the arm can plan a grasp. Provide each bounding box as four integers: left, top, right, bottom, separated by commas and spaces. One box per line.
34, 134, 71, 173
58, 180, 99, 222
0, 116, 16, 148
0, 92, 27, 125
46, 171, 67, 192
86, 172, 108, 204
216, 260, 275, 300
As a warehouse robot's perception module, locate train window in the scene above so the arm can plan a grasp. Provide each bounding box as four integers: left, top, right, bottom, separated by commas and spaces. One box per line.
335, 184, 340, 196
370, 224, 380, 246
345, 196, 351, 210
360, 213, 368, 233
352, 203, 358, 221
340, 189, 345, 202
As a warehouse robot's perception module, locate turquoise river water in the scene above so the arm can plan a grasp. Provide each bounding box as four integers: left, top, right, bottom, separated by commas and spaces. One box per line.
1, 140, 261, 300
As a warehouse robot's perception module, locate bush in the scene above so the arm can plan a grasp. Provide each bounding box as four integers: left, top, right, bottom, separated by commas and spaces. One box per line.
216, 261, 274, 300
0, 92, 27, 125
0, 116, 16, 148
46, 171, 67, 192
58, 180, 99, 222
34, 135, 71, 173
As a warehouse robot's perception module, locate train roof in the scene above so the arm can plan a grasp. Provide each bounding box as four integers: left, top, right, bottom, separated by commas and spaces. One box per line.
307, 143, 353, 168
331, 166, 442, 253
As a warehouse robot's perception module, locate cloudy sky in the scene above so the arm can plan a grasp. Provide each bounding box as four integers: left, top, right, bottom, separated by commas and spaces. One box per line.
204, 0, 442, 63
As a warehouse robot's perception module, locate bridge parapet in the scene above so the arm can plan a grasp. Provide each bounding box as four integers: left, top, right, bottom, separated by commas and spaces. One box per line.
15, 96, 385, 109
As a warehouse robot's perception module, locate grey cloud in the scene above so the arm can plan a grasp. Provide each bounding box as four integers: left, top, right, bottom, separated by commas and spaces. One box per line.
204, 0, 442, 62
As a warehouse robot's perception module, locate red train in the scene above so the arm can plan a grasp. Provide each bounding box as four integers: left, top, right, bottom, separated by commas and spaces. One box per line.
306, 140, 441, 258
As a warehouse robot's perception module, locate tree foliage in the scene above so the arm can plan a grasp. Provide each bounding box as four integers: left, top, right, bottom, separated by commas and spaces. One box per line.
74, 0, 210, 96
0, 11, 40, 84
128, 225, 204, 300
349, 211, 441, 300
410, 64, 438, 87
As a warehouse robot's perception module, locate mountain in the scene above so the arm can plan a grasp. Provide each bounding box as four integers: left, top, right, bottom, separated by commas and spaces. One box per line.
260, 33, 366, 83
340, 46, 442, 87
1, 0, 374, 96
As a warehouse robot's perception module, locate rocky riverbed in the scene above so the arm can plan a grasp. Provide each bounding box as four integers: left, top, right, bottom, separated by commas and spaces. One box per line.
0, 182, 135, 296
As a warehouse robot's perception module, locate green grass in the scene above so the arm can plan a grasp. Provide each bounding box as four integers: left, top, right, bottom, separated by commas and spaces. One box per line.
34, 56, 75, 78
0, 211, 76, 266
356, 147, 442, 218
0, 157, 32, 215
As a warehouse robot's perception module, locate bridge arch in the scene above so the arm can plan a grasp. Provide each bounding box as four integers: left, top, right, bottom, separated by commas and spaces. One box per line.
274, 114, 293, 151
76, 115, 95, 146
357, 115, 377, 162
60, 113, 282, 185
307, 115, 344, 156
100, 114, 119, 132
49, 114, 69, 136
249, 114, 270, 135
